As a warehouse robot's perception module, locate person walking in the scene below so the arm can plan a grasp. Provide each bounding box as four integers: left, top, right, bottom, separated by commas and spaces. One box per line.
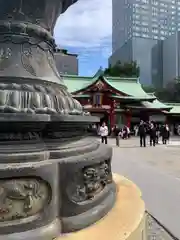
122, 125, 128, 139
149, 123, 156, 146
99, 122, 108, 144
155, 124, 160, 144
113, 125, 121, 147
134, 125, 138, 136
138, 120, 146, 147
161, 124, 169, 144
166, 124, 170, 143
127, 126, 130, 138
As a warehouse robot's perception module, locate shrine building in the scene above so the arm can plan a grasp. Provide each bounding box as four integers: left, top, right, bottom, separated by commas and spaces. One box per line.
62, 70, 180, 130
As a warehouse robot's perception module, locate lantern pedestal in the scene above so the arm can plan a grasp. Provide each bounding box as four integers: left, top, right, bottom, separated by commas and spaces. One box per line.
58, 174, 147, 240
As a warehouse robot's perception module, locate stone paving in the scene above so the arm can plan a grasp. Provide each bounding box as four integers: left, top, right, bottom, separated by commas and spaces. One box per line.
102, 136, 180, 239
108, 136, 180, 179
146, 214, 176, 240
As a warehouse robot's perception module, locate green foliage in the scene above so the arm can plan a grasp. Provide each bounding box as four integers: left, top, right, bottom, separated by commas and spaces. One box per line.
104, 61, 140, 77
142, 85, 156, 93
143, 77, 180, 102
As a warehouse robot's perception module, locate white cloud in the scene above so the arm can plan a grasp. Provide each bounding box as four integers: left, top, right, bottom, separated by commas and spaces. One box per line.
54, 0, 112, 56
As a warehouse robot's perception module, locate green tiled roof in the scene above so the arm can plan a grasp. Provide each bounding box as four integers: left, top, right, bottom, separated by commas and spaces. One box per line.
72, 94, 90, 98
164, 103, 180, 114
62, 75, 95, 93
62, 73, 178, 112
63, 74, 150, 98
105, 77, 150, 98
111, 95, 155, 101
142, 99, 171, 109
126, 99, 172, 110
169, 106, 180, 114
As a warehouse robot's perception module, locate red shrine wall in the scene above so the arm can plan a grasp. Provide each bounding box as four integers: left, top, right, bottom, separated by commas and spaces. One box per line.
73, 81, 134, 128
76, 92, 113, 106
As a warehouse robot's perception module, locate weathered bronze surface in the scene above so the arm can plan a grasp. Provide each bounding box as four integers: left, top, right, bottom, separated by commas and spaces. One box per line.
0, 0, 82, 114
0, 1, 116, 239
0, 178, 50, 221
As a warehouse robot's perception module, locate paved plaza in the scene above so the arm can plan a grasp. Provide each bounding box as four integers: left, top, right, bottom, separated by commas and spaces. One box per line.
107, 136, 180, 239
111, 137, 180, 179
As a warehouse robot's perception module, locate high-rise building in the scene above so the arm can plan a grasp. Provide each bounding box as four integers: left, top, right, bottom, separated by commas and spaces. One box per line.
54, 49, 78, 75
110, 0, 180, 85
162, 32, 180, 86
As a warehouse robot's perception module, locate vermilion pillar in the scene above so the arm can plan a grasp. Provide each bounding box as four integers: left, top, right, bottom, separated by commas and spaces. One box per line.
110, 110, 115, 128
126, 110, 132, 128
110, 100, 116, 128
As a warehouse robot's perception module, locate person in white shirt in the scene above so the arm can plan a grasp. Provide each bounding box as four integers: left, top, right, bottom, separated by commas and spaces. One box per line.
99, 122, 108, 144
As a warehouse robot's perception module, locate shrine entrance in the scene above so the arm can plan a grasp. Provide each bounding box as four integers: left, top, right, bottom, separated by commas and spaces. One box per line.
100, 112, 109, 126
91, 112, 110, 126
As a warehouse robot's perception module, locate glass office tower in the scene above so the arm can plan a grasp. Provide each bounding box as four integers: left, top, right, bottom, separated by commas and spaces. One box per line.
111, 0, 180, 85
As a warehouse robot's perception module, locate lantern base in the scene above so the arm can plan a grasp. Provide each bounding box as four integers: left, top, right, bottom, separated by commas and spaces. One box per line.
58, 174, 146, 240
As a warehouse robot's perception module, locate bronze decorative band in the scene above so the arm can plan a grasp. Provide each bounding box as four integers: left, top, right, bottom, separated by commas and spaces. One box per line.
0, 82, 83, 115
0, 21, 55, 47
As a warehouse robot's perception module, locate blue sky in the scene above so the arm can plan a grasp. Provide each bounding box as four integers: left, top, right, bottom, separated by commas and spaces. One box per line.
54, 0, 112, 76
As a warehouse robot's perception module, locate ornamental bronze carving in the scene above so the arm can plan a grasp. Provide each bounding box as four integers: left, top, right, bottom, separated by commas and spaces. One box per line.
0, 82, 82, 114
83, 161, 112, 199
0, 178, 50, 221
68, 160, 112, 203
0, 47, 12, 71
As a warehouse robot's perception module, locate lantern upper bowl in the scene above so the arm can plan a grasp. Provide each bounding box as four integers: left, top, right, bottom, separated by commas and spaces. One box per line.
0, 0, 78, 32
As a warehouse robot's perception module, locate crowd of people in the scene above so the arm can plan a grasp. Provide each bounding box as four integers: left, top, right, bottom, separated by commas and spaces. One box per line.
138, 120, 170, 147
96, 121, 170, 147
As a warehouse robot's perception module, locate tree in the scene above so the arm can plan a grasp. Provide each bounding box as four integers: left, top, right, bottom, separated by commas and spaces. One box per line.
142, 77, 180, 102
104, 61, 140, 77
142, 85, 157, 93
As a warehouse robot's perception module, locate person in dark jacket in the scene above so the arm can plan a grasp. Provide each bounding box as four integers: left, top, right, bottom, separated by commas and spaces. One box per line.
113, 125, 121, 146
138, 120, 146, 147
149, 123, 156, 146
155, 124, 160, 144
161, 124, 170, 144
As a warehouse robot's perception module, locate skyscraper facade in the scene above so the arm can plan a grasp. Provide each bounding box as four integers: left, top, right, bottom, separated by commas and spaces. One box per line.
110, 0, 180, 85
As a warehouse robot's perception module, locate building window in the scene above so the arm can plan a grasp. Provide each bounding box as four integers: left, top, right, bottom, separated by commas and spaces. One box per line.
152, 0, 158, 5
142, 33, 149, 38
142, 27, 149, 32
141, 0, 149, 3
133, 32, 141, 37
133, 26, 140, 31
152, 28, 158, 33
142, 21, 148, 26
152, 12, 158, 16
